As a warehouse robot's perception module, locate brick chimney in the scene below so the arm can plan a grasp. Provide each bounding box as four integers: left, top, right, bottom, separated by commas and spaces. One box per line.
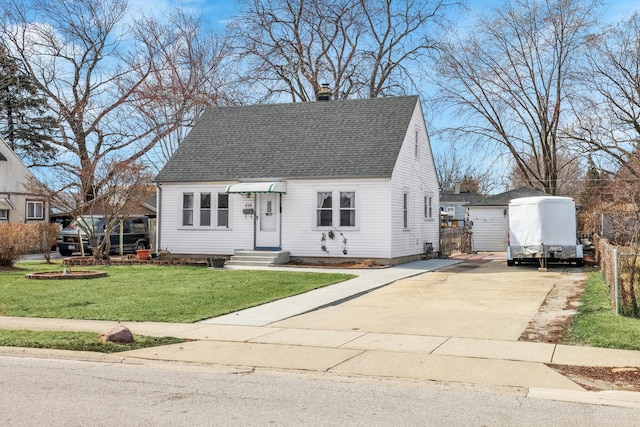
454, 181, 461, 194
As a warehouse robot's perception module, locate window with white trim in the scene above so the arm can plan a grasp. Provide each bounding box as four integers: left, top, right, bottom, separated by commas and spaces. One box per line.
403, 193, 409, 228
26, 201, 43, 220
200, 193, 211, 226
317, 192, 333, 227
182, 192, 229, 228
316, 190, 356, 228
339, 192, 355, 227
217, 193, 229, 227
424, 195, 433, 219
0, 209, 7, 220
183, 193, 194, 226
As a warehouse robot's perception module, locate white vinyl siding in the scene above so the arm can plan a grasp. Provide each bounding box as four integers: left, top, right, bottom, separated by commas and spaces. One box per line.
281, 179, 391, 258
390, 101, 440, 258
157, 100, 441, 261
158, 184, 242, 255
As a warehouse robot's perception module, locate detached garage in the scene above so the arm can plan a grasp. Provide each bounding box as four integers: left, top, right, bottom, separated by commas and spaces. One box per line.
466, 187, 547, 252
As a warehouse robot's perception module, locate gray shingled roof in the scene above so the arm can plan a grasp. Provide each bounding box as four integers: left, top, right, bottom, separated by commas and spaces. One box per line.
466, 187, 548, 206
440, 192, 485, 203
155, 96, 419, 182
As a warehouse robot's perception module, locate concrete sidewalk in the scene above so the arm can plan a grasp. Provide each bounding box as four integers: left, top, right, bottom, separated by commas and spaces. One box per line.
3, 255, 640, 408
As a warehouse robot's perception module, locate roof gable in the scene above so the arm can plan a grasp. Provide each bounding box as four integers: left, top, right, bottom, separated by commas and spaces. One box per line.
155, 96, 420, 182
0, 137, 39, 193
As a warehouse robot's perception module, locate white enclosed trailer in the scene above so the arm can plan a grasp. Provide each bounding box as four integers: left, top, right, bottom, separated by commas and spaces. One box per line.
507, 196, 583, 266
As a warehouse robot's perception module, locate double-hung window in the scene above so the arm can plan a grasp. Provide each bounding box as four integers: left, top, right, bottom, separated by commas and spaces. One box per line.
182, 194, 194, 226
26, 201, 44, 220
217, 193, 229, 227
424, 195, 433, 219
340, 192, 355, 227
182, 192, 229, 228
316, 190, 356, 228
200, 193, 211, 226
403, 193, 409, 228
317, 192, 333, 227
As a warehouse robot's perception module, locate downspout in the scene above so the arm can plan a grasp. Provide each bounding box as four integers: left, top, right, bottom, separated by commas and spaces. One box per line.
156, 183, 162, 253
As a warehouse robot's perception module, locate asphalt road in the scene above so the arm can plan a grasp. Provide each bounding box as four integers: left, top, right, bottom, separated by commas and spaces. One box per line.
1, 355, 639, 426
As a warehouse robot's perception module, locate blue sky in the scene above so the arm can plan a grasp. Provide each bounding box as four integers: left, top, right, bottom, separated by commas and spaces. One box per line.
126, 0, 640, 189
137, 0, 640, 28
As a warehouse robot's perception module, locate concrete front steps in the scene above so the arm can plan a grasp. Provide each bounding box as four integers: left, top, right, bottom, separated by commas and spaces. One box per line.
225, 250, 290, 267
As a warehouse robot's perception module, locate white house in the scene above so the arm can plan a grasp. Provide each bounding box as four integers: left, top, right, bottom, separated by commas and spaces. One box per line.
0, 137, 49, 224
154, 96, 440, 265
466, 187, 547, 252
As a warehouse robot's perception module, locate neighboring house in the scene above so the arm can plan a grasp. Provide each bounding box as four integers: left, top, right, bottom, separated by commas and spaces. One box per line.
0, 137, 49, 224
155, 95, 440, 264
466, 187, 547, 252
51, 192, 158, 250
439, 181, 484, 228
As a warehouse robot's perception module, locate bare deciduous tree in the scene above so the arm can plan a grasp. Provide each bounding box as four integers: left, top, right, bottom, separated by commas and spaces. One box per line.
571, 13, 640, 179
32, 159, 155, 259
435, 150, 495, 195
88, 160, 155, 259
432, 0, 598, 195
131, 10, 236, 169
1, 0, 228, 200
507, 151, 586, 197
231, 0, 454, 101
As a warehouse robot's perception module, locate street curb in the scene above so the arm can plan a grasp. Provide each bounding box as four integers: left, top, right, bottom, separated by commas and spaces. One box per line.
0, 346, 127, 363
527, 387, 640, 409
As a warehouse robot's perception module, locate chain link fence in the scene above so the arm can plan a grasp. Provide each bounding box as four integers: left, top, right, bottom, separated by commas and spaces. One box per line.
597, 236, 640, 317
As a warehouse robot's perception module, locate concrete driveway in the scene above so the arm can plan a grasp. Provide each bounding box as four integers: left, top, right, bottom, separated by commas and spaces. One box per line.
272, 256, 581, 341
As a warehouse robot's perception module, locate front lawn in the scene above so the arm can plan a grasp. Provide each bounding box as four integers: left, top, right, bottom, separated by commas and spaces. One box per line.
566, 271, 640, 350
0, 262, 355, 323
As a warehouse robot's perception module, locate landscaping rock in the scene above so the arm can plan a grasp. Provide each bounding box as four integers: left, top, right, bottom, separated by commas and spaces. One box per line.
98, 324, 134, 344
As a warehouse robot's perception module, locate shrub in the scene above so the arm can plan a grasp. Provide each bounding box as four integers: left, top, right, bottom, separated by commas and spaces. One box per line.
0, 223, 39, 267
35, 222, 60, 263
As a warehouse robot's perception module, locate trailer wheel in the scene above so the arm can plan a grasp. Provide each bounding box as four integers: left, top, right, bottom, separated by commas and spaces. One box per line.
507, 260, 514, 266
575, 259, 584, 267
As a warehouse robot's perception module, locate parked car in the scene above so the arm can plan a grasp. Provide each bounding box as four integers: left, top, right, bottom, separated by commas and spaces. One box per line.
57, 215, 149, 257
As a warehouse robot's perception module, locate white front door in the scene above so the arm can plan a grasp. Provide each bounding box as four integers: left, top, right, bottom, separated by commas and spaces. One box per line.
255, 193, 281, 249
